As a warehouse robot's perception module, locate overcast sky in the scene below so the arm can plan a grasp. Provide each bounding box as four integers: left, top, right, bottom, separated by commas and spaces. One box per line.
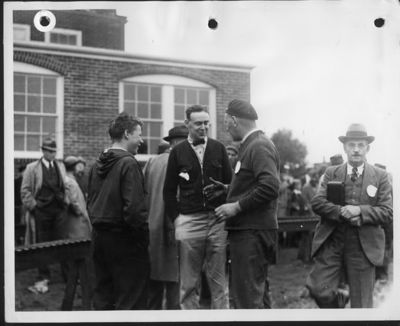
111, 0, 400, 170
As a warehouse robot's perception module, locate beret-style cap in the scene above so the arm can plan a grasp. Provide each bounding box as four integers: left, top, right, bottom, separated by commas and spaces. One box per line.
226, 99, 258, 120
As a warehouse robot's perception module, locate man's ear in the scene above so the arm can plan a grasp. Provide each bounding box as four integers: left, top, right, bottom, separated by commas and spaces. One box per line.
123, 130, 130, 139
184, 119, 189, 127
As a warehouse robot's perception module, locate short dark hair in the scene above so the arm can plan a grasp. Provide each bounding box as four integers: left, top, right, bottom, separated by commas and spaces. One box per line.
185, 105, 208, 120
108, 112, 143, 142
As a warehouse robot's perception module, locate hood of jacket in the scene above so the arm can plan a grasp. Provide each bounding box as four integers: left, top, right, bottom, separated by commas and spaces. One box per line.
96, 148, 133, 178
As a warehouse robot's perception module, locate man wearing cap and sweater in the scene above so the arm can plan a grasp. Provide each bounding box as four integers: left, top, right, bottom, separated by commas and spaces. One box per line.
164, 105, 232, 309
21, 137, 67, 293
213, 99, 280, 309
144, 125, 188, 310
307, 123, 393, 308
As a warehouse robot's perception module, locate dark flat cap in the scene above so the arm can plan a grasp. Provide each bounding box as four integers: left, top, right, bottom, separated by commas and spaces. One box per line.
226, 99, 258, 120
163, 125, 189, 142
41, 138, 57, 152
64, 156, 85, 169
329, 154, 344, 165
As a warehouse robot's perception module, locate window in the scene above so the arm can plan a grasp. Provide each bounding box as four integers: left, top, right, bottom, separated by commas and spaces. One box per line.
44, 28, 82, 46
14, 62, 64, 159
120, 75, 216, 158
13, 24, 30, 42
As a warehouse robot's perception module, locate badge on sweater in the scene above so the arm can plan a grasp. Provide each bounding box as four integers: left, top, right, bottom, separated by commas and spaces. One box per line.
179, 172, 190, 181
234, 161, 241, 174
366, 185, 377, 197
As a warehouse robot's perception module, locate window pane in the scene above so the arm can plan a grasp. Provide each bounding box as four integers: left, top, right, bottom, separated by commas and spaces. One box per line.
150, 103, 161, 119
50, 33, 58, 43
27, 116, 41, 132
14, 75, 25, 93
27, 135, 40, 151
27, 76, 41, 94
59, 34, 68, 44
43, 117, 56, 134
124, 102, 135, 115
14, 115, 25, 132
68, 35, 77, 45
43, 97, 56, 113
138, 85, 148, 101
137, 102, 148, 118
15, 135, 24, 151
27, 96, 41, 112
149, 122, 162, 138
150, 139, 160, 155
124, 84, 135, 100
174, 105, 185, 121
175, 88, 184, 103
43, 78, 56, 95
199, 91, 209, 105
151, 87, 161, 102
187, 89, 197, 104
14, 95, 25, 112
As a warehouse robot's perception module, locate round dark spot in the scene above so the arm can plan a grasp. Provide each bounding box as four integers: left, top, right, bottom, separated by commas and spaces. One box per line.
40, 16, 50, 27
208, 18, 218, 30
374, 18, 385, 28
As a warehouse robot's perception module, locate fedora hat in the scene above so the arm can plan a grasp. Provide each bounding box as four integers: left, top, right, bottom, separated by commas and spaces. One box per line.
163, 125, 189, 142
338, 123, 375, 144
41, 138, 57, 152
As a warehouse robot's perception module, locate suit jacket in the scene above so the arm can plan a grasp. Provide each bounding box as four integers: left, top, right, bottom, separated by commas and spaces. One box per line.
311, 162, 393, 266
20, 158, 67, 244
225, 130, 280, 230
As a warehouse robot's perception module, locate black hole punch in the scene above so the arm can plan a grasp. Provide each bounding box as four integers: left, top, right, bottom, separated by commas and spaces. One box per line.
40, 16, 51, 27
374, 18, 385, 28
208, 18, 218, 30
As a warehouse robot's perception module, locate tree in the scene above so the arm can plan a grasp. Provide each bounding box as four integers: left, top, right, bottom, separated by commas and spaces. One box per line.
271, 129, 308, 177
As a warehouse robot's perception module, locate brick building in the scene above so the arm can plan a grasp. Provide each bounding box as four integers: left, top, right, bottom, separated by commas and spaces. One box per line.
13, 9, 252, 168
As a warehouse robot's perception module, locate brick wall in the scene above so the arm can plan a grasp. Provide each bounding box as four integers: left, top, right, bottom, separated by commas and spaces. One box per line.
14, 50, 250, 168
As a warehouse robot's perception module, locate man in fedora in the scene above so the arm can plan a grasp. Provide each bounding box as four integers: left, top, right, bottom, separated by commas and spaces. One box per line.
20, 137, 67, 293
307, 123, 393, 308
144, 125, 188, 309
212, 99, 280, 308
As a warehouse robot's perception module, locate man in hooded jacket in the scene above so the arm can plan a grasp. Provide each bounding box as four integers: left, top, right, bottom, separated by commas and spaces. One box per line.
87, 112, 149, 310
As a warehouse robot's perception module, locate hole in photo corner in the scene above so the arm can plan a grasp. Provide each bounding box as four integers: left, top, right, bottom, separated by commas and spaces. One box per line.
374, 18, 385, 28
33, 10, 56, 32
208, 18, 218, 30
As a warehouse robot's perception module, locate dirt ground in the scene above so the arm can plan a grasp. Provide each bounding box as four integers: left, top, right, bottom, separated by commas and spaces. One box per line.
15, 247, 392, 311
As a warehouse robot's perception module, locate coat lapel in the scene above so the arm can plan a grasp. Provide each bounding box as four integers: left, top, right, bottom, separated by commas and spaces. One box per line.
333, 163, 347, 182
360, 163, 377, 203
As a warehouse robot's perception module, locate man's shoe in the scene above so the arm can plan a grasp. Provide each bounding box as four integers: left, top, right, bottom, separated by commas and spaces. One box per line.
337, 287, 350, 308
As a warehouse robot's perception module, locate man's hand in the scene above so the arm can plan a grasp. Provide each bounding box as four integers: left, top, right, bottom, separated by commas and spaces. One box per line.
348, 215, 362, 227
214, 202, 241, 223
340, 205, 362, 227
203, 177, 228, 202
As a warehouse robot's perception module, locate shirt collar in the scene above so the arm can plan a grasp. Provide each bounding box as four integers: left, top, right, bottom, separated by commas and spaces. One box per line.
42, 158, 54, 168
241, 128, 261, 144
347, 163, 364, 176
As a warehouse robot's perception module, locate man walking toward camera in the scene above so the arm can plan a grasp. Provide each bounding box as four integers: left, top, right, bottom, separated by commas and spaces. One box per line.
87, 112, 149, 310
163, 105, 232, 309
213, 99, 280, 309
307, 123, 393, 308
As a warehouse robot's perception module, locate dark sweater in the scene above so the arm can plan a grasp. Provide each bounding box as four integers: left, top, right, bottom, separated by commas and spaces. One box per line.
226, 130, 280, 230
87, 148, 148, 231
163, 138, 232, 220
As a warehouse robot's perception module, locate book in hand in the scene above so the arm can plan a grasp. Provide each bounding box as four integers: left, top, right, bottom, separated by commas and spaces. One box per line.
327, 181, 345, 205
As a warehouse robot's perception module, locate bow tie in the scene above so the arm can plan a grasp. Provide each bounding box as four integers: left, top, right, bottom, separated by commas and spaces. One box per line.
192, 139, 205, 146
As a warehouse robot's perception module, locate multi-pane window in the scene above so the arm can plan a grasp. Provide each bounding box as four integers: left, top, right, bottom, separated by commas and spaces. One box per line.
14, 73, 58, 152
45, 28, 82, 46
121, 75, 216, 156
174, 87, 210, 126
123, 83, 163, 154
13, 24, 30, 42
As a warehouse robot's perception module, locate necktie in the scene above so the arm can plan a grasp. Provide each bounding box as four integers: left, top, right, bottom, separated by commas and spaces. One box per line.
192, 139, 205, 146
350, 166, 358, 182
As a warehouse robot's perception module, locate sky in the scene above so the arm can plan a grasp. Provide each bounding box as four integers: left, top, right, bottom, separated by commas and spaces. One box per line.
109, 0, 400, 170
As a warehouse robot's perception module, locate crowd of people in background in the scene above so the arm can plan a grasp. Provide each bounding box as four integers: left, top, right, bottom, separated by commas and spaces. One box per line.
14, 101, 393, 310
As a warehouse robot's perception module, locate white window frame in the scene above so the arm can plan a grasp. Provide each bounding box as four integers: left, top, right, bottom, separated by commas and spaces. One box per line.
13, 62, 64, 159
119, 74, 216, 162
13, 24, 31, 42
44, 27, 82, 46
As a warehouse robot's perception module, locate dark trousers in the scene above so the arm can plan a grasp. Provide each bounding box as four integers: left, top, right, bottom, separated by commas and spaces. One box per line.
307, 224, 375, 308
92, 228, 150, 310
34, 205, 63, 280
228, 229, 276, 309
147, 279, 180, 310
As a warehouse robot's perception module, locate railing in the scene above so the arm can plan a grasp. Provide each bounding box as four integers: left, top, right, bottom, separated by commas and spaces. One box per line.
15, 238, 92, 310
